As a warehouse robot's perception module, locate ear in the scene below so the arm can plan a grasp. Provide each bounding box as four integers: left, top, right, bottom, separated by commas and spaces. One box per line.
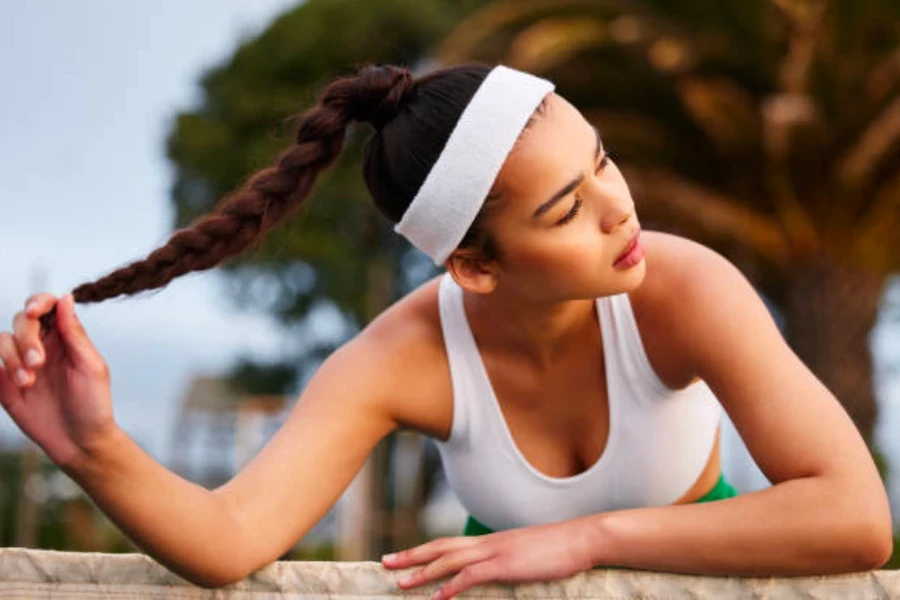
444, 250, 499, 295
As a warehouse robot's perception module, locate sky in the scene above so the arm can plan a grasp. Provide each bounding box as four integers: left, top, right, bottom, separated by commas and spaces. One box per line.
1, 1, 899, 518
0, 0, 301, 461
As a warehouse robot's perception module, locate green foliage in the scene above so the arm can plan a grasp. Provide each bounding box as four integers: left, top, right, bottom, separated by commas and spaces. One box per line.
167, 0, 492, 385
228, 357, 299, 395
289, 542, 337, 561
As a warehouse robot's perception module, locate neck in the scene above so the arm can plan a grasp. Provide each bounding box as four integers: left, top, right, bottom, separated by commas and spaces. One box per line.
462, 285, 599, 369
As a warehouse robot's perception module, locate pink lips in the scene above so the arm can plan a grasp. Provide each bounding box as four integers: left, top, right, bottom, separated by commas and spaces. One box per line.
613, 231, 645, 270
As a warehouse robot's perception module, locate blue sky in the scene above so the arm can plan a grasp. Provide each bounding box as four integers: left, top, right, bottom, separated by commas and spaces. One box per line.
0, 0, 301, 460
1, 0, 899, 517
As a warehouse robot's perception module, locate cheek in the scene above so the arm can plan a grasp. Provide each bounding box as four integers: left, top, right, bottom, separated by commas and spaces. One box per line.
499, 225, 644, 297
503, 230, 606, 284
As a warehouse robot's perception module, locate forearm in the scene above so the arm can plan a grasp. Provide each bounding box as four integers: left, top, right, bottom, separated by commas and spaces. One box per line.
62, 427, 250, 588
587, 476, 892, 576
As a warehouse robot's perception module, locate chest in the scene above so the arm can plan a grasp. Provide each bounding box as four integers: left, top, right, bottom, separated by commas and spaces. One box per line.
405, 289, 691, 476
473, 338, 613, 478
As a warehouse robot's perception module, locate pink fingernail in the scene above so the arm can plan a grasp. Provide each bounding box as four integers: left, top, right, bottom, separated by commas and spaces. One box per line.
25, 350, 41, 368
15, 370, 29, 386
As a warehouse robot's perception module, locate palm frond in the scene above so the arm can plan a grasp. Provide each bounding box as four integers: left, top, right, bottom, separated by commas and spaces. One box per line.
506, 18, 608, 73
838, 96, 900, 190
621, 166, 790, 265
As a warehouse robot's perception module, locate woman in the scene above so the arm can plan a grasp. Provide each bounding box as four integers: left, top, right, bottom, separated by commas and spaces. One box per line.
0, 62, 891, 598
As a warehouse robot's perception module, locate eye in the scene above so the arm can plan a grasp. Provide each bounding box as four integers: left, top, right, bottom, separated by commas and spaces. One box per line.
553, 152, 610, 226
597, 154, 610, 172
555, 199, 582, 225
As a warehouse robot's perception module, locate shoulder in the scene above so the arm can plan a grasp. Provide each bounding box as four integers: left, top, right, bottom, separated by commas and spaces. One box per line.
329, 274, 453, 437
636, 230, 745, 295
631, 231, 772, 383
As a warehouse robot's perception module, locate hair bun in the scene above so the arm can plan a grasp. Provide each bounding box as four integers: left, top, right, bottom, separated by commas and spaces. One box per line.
347, 65, 415, 129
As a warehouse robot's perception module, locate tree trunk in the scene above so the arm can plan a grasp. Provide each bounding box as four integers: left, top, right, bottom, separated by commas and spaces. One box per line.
782, 257, 884, 444
336, 217, 396, 561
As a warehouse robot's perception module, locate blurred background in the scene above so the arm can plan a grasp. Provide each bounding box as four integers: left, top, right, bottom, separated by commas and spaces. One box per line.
1, 0, 898, 566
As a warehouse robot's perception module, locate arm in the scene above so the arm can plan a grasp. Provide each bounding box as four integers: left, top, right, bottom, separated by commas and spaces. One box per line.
73, 338, 398, 587
378, 239, 891, 599
586, 238, 892, 574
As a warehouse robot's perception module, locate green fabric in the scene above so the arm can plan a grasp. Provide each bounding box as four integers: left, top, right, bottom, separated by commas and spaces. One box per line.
463, 472, 738, 536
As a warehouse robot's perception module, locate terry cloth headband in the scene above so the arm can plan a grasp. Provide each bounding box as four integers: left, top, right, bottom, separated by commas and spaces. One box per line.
394, 65, 555, 265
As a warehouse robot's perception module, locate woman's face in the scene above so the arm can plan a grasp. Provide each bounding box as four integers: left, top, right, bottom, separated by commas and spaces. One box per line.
482, 92, 646, 302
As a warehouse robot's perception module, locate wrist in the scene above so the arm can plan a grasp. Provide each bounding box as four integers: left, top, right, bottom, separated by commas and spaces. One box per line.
582, 512, 620, 568
62, 425, 130, 480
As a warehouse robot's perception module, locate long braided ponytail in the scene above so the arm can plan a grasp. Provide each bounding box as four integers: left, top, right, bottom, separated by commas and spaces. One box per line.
41, 61, 495, 327
72, 65, 415, 305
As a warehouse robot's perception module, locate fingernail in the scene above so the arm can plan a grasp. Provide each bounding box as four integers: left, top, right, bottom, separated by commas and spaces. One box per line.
382, 553, 397, 563
25, 350, 42, 368
430, 592, 442, 600
15, 369, 29, 386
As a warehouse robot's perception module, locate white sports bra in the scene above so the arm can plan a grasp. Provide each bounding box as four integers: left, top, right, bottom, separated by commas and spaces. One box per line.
434, 273, 722, 531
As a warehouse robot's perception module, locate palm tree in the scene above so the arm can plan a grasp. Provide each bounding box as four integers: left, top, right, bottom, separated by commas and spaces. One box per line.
436, 0, 900, 444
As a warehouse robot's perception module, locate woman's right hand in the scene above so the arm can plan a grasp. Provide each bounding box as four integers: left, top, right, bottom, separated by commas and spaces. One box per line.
0, 293, 119, 471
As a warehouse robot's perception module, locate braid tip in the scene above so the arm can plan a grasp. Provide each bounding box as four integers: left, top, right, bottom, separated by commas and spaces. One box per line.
39, 306, 58, 332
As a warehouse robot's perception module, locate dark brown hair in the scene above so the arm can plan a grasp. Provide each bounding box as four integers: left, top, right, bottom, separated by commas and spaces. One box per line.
63, 62, 518, 311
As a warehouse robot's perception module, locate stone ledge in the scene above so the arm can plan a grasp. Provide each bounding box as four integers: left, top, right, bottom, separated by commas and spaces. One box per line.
0, 547, 898, 598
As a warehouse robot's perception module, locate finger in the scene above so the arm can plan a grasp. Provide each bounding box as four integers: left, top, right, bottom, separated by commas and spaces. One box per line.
384, 537, 474, 569
436, 560, 500, 600
55, 294, 98, 367
0, 332, 31, 387
0, 360, 24, 415
397, 545, 492, 590
13, 311, 45, 372
24, 293, 59, 318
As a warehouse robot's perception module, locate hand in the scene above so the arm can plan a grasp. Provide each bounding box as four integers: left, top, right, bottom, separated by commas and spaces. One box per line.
0, 293, 119, 471
382, 519, 598, 600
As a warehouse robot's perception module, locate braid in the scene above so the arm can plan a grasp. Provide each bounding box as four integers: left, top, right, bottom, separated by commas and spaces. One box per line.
67, 64, 415, 306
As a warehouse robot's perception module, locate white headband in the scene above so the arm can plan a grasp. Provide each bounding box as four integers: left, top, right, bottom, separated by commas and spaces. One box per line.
394, 65, 555, 265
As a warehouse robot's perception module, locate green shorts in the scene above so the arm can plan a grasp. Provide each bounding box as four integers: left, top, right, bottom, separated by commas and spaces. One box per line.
462, 472, 739, 536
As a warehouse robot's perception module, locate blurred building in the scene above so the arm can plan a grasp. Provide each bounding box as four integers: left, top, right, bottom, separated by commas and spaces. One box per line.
168, 374, 340, 550
169, 375, 287, 485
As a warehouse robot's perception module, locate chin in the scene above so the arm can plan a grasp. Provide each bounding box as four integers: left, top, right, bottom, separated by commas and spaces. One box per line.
596, 256, 647, 297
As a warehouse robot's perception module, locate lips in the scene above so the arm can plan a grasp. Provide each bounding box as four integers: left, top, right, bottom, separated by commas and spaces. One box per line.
614, 230, 641, 266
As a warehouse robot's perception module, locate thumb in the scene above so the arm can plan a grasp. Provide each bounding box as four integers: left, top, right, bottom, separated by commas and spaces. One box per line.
55, 294, 98, 366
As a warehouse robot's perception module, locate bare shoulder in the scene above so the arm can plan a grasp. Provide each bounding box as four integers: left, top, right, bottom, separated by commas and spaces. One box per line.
630, 231, 759, 387
341, 274, 454, 440
636, 230, 739, 290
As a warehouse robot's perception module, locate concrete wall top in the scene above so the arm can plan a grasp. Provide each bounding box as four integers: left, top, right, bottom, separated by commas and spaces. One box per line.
0, 547, 898, 599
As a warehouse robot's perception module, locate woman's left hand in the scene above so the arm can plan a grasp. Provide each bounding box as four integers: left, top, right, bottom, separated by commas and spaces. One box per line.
382, 519, 598, 600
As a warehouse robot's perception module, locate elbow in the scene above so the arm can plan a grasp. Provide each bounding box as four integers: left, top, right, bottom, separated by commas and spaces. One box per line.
172, 554, 252, 589
857, 523, 893, 571
185, 568, 247, 590
845, 513, 894, 571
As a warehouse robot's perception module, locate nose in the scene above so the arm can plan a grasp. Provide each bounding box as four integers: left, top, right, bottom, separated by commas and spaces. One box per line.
601, 206, 632, 234
582, 164, 635, 233
591, 182, 633, 234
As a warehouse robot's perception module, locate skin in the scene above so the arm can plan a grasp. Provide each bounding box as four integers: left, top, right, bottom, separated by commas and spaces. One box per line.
0, 92, 892, 596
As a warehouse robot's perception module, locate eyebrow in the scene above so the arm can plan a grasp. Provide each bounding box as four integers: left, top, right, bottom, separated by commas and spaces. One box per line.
531, 126, 604, 220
